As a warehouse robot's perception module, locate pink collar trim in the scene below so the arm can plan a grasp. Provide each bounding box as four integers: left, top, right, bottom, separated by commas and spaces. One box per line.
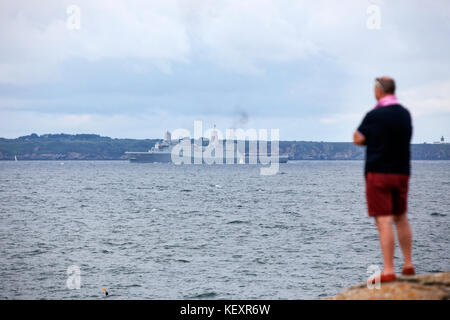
375, 94, 398, 109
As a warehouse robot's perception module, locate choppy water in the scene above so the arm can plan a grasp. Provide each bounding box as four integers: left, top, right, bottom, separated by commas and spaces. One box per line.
0, 160, 448, 299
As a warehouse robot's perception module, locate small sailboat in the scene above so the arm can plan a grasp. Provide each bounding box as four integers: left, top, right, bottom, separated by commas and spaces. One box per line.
14, 155, 18, 161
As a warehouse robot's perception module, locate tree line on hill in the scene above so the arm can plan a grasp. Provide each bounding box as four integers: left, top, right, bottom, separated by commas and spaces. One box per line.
0, 133, 449, 160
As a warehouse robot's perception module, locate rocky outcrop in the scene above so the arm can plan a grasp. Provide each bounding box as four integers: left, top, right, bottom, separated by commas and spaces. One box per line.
328, 272, 450, 300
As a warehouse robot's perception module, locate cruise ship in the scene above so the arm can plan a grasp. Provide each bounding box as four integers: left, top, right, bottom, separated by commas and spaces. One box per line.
125, 130, 289, 164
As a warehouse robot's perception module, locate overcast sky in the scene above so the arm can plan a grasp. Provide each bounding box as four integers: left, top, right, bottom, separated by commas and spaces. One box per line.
1, 0, 449, 142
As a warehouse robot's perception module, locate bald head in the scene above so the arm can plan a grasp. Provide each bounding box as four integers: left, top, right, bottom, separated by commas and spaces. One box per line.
375, 76, 396, 100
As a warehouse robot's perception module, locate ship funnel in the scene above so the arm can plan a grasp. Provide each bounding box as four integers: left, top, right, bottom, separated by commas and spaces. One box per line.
164, 131, 172, 143
210, 125, 218, 145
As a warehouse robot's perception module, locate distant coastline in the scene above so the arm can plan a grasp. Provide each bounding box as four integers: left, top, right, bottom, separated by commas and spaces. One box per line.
1, 133, 450, 161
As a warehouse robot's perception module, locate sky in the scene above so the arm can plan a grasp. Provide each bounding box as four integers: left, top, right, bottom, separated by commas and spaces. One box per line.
0, 0, 449, 142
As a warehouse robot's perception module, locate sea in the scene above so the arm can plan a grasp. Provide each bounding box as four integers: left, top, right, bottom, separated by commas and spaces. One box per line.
0, 160, 448, 299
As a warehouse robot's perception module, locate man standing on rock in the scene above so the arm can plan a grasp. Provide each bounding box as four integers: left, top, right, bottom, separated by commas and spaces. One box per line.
353, 76, 415, 283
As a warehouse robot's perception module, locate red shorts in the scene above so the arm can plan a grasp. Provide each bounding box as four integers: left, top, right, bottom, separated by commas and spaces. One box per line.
365, 172, 409, 217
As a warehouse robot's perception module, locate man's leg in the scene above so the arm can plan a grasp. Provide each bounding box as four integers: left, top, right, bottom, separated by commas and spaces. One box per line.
393, 213, 414, 269
375, 215, 395, 275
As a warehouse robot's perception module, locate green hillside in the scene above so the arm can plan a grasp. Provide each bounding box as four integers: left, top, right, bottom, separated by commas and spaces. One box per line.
1, 133, 449, 160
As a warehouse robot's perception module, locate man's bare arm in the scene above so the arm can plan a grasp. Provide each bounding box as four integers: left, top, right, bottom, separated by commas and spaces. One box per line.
353, 131, 366, 146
